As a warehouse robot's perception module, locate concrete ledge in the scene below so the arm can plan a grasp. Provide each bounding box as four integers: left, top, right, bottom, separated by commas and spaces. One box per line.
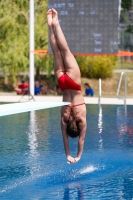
86, 97, 133, 105
0, 95, 133, 105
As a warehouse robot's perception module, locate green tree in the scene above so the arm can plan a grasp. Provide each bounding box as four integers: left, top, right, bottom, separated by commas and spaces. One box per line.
121, 0, 133, 35
34, 0, 54, 81
0, 0, 29, 84
76, 56, 117, 79
0, 0, 49, 85
121, 0, 132, 11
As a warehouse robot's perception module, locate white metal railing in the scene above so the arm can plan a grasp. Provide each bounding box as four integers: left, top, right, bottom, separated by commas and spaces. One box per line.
116, 72, 127, 106
98, 78, 101, 106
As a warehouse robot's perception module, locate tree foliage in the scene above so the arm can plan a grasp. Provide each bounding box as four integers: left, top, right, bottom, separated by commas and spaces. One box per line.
76, 56, 117, 79
0, 0, 49, 85
120, 0, 133, 45
121, 0, 132, 11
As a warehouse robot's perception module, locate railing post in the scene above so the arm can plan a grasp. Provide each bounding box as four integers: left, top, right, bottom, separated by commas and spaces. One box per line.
124, 72, 127, 106
116, 72, 127, 114
98, 78, 101, 106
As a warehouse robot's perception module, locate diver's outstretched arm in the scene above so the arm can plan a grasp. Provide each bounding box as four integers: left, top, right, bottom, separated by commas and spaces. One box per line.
61, 118, 76, 164
75, 119, 87, 162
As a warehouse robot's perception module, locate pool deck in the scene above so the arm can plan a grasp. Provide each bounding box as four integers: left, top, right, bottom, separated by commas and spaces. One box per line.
0, 93, 133, 105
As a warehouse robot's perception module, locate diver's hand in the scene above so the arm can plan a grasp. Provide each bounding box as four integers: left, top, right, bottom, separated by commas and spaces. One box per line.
67, 155, 76, 164
74, 157, 80, 163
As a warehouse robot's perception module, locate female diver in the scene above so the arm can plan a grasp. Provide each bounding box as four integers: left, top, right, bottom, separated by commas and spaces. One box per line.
47, 8, 87, 164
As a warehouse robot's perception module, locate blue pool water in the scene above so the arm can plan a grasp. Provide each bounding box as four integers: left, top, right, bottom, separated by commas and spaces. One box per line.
0, 104, 133, 200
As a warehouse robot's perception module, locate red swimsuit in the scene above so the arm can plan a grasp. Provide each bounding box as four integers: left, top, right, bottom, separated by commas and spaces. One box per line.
58, 73, 81, 91
58, 73, 85, 107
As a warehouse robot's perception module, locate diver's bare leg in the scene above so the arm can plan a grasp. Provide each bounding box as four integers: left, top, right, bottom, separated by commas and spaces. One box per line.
52, 9, 81, 84
47, 9, 65, 78
52, 9, 69, 52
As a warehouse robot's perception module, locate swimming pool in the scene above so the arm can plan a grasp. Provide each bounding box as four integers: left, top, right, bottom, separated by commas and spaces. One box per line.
0, 104, 133, 200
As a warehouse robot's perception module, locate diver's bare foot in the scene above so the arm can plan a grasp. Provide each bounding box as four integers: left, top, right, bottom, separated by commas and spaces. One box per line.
52, 8, 59, 26
46, 9, 52, 26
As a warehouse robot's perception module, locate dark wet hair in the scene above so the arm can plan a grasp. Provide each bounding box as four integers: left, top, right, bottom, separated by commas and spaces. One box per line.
67, 109, 80, 138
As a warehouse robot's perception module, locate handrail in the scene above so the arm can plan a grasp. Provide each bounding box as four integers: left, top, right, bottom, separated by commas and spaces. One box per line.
98, 78, 101, 106
116, 72, 127, 106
